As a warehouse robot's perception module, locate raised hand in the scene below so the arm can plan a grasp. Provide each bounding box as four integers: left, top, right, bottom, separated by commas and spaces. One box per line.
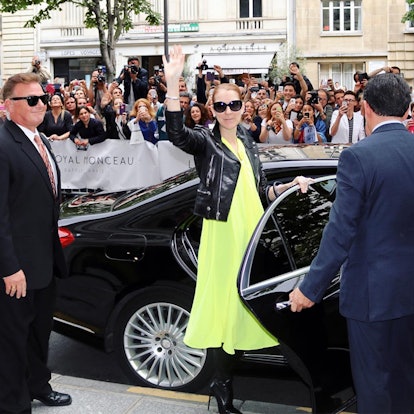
162, 45, 186, 86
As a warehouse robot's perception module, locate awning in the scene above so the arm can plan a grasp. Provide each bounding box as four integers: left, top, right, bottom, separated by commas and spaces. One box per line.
201, 52, 275, 75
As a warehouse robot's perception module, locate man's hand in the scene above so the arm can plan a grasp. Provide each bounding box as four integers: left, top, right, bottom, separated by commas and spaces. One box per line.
3, 270, 27, 299
289, 287, 315, 312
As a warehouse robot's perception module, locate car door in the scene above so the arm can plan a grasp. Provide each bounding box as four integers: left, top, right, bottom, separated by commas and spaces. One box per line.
238, 175, 357, 412
238, 175, 347, 349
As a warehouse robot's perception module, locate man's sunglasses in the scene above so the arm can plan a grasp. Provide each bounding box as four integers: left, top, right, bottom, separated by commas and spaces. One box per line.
213, 100, 243, 113
9, 94, 49, 107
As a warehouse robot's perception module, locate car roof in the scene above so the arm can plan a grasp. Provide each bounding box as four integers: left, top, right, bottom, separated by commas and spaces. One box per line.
259, 144, 348, 163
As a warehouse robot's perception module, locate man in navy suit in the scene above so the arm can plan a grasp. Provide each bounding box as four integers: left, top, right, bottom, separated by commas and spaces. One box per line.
289, 73, 414, 413
0, 73, 71, 413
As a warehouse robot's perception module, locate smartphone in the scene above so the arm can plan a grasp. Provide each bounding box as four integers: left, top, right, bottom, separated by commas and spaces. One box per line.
342, 101, 348, 109
119, 103, 126, 114
289, 98, 296, 105
206, 72, 215, 82
304, 112, 310, 118
278, 86, 284, 92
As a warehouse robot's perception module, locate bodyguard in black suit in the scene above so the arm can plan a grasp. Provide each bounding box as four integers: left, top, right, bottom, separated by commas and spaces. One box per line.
289, 73, 414, 413
0, 73, 72, 413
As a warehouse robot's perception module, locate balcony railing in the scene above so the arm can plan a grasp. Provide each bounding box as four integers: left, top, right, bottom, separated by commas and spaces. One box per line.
61, 27, 84, 37
236, 18, 264, 30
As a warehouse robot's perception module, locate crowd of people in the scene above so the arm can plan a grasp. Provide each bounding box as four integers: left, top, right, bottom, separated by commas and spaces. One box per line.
1, 55, 412, 149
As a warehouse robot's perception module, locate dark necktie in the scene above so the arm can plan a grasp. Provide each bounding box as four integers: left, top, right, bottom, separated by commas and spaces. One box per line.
34, 134, 57, 198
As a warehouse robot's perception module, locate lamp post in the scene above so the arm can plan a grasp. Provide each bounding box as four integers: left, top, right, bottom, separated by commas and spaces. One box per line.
164, 0, 169, 60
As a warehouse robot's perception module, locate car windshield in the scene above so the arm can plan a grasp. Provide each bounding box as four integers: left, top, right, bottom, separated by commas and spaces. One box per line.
112, 169, 198, 211
60, 169, 199, 218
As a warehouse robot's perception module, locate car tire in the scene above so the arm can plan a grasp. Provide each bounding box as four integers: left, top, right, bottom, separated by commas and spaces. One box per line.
113, 284, 214, 392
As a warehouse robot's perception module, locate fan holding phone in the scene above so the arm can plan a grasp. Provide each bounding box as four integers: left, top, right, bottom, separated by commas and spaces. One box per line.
259, 101, 293, 144
293, 103, 327, 144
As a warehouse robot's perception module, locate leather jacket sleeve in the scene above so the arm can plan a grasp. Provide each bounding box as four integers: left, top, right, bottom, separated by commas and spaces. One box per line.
166, 110, 209, 155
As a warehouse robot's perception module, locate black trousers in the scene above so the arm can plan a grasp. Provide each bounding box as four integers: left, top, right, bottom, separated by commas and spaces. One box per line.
0, 280, 55, 414
347, 315, 414, 414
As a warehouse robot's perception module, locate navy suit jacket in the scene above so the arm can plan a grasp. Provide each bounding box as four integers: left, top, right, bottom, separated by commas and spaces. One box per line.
0, 120, 67, 290
300, 122, 414, 322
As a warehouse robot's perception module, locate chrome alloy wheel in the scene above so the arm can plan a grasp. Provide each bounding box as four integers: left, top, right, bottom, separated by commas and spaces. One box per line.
123, 302, 207, 388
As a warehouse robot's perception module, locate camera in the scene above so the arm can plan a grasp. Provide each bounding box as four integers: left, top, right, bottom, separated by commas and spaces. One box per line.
284, 76, 292, 82
34, 60, 41, 65
154, 75, 161, 85
129, 65, 139, 75
97, 74, 106, 83
304, 111, 310, 118
197, 60, 209, 71
250, 86, 260, 93
76, 145, 88, 151
307, 91, 319, 105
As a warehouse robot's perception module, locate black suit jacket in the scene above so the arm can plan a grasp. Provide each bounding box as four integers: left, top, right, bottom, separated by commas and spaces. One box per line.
0, 120, 67, 289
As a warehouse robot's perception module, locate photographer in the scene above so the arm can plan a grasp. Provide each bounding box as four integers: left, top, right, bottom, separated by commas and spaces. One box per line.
68, 79, 88, 100
243, 81, 269, 104
26, 56, 51, 85
148, 68, 167, 103
196, 61, 229, 104
87, 67, 108, 117
305, 89, 333, 141
116, 56, 149, 109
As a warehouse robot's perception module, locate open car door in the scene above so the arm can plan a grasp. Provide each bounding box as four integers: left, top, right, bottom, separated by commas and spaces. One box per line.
238, 175, 356, 413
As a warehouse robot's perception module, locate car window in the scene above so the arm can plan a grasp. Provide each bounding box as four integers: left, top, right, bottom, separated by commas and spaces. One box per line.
247, 178, 336, 286
275, 179, 336, 269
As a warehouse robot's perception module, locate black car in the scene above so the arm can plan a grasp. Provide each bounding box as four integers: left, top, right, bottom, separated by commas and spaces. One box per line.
55, 144, 348, 395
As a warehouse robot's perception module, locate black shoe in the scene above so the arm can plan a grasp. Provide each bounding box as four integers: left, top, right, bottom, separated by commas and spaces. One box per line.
33, 391, 72, 406
208, 379, 242, 414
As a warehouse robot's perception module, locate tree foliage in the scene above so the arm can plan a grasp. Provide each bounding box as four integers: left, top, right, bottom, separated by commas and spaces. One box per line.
268, 43, 306, 85
402, 0, 414, 23
0, 0, 161, 79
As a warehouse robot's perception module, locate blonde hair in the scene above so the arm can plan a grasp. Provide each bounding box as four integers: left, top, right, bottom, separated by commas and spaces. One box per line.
212, 83, 242, 102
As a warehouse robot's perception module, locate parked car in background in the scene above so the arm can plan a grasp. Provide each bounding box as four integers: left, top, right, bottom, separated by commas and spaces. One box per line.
55, 144, 348, 393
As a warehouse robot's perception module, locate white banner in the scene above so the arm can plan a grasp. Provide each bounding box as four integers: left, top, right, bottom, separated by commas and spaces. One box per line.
51, 140, 195, 191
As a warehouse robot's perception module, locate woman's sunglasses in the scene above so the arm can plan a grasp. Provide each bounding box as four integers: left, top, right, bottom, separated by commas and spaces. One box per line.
10, 94, 49, 107
213, 100, 243, 113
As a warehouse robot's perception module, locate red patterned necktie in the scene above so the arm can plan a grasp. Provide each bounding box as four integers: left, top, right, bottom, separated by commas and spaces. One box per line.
34, 135, 57, 198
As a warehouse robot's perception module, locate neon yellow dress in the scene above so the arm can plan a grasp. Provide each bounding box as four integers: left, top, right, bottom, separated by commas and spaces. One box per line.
184, 137, 278, 355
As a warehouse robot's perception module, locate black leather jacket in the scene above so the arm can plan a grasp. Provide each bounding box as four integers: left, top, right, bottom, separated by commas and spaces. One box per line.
166, 111, 267, 221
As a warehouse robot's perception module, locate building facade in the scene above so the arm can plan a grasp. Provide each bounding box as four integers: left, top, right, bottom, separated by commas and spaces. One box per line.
296, 0, 414, 90
0, 0, 413, 90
